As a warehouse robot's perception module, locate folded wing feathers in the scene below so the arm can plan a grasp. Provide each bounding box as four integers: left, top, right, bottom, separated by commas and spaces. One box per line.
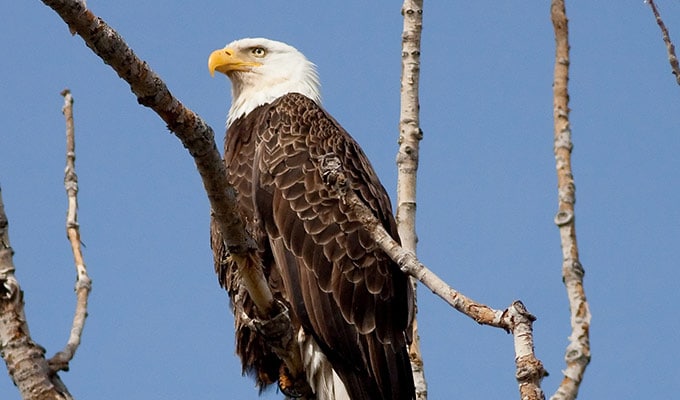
215, 92, 415, 399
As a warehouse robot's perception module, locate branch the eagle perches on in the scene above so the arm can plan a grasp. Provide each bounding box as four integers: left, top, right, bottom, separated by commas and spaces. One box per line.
31, 1, 605, 399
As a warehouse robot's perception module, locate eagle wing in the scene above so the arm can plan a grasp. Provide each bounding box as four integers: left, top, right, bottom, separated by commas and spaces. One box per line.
255, 93, 414, 400
212, 92, 415, 400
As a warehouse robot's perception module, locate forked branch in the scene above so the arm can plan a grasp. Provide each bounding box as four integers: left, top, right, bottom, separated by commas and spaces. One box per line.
39, 2, 553, 399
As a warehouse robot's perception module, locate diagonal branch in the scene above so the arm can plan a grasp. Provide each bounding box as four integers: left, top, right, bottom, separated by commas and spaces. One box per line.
320, 157, 547, 400
397, 1, 426, 399
39, 0, 309, 391
48, 89, 93, 373
646, 0, 680, 86
550, 2, 592, 399
0, 188, 74, 400
40, 0, 274, 318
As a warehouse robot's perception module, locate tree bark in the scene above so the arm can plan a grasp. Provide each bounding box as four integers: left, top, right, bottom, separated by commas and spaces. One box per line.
0, 188, 74, 400
320, 156, 547, 399
39, 0, 306, 391
397, 1, 427, 399
48, 89, 93, 373
550, 1, 592, 399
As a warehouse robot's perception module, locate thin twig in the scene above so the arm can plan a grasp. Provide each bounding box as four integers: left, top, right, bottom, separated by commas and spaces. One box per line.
550, 1, 592, 399
647, 0, 680, 85
0, 188, 74, 399
398, 1, 426, 398
320, 156, 547, 400
48, 89, 93, 373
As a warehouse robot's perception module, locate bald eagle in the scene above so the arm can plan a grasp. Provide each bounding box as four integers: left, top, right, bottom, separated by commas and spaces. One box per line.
209, 38, 415, 400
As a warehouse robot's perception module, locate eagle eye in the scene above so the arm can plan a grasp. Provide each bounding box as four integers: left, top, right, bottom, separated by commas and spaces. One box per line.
250, 47, 266, 58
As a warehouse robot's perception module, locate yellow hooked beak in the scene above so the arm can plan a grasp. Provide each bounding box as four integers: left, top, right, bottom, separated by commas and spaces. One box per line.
208, 47, 262, 77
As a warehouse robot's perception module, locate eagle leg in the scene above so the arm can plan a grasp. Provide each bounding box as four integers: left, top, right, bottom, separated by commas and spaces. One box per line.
248, 300, 314, 398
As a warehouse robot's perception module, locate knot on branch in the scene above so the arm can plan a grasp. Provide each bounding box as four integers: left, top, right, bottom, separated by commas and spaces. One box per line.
317, 153, 348, 196
510, 300, 536, 323
554, 209, 574, 226
515, 355, 549, 381
564, 341, 590, 367
557, 181, 575, 205
562, 258, 584, 281
554, 128, 573, 152
48, 352, 71, 373
75, 270, 92, 292
63, 178, 78, 193
401, 7, 423, 16
0, 275, 19, 301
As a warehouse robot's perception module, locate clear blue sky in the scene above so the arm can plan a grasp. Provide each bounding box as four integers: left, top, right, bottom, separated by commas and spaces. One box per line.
1, 1, 679, 398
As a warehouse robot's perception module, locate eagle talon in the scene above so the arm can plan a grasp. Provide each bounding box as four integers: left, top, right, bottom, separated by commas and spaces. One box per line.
278, 365, 305, 398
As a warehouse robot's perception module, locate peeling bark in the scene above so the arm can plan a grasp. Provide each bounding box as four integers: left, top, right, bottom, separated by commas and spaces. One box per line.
398, 1, 427, 399
550, 2, 592, 399
0, 189, 73, 400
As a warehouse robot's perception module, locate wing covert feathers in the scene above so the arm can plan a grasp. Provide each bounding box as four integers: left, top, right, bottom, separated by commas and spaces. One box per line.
211, 93, 415, 399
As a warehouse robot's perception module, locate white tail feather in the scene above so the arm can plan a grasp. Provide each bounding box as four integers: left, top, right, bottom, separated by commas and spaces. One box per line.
298, 328, 349, 400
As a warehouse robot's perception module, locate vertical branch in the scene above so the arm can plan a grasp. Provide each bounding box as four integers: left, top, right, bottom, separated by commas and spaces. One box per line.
550, 2, 592, 400
398, 1, 426, 399
323, 163, 547, 399
0, 188, 74, 400
48, 89, 93, 372
646, 0, 680, 85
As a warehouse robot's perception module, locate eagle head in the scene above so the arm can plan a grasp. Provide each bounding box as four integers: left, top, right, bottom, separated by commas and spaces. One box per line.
209, 38, 321, 126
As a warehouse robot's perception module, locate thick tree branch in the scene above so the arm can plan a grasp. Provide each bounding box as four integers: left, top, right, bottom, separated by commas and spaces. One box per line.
0, 188, 74, 400
646, 0, 680, 86
48, 89, 93, 373
320, 157, 547, 400
39, 0, 308, 390
550, 2, 592, 399
398, 1, 427, 399
39, 0, 276, 316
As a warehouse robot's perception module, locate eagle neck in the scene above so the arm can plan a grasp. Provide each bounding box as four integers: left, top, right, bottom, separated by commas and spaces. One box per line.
227, 77, 321, 127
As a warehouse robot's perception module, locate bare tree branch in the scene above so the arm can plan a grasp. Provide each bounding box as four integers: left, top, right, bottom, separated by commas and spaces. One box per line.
550, 2, 592, 399
646, 0, 680, 85
398, 1, 427, 399
319, 155, 547, 400
39, 0, 309, 390
0, 188, 74, 400
39, 0, 276, 317
36, 2, 557, 399
398, 0, 423, 250
47, 89, 93, 373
